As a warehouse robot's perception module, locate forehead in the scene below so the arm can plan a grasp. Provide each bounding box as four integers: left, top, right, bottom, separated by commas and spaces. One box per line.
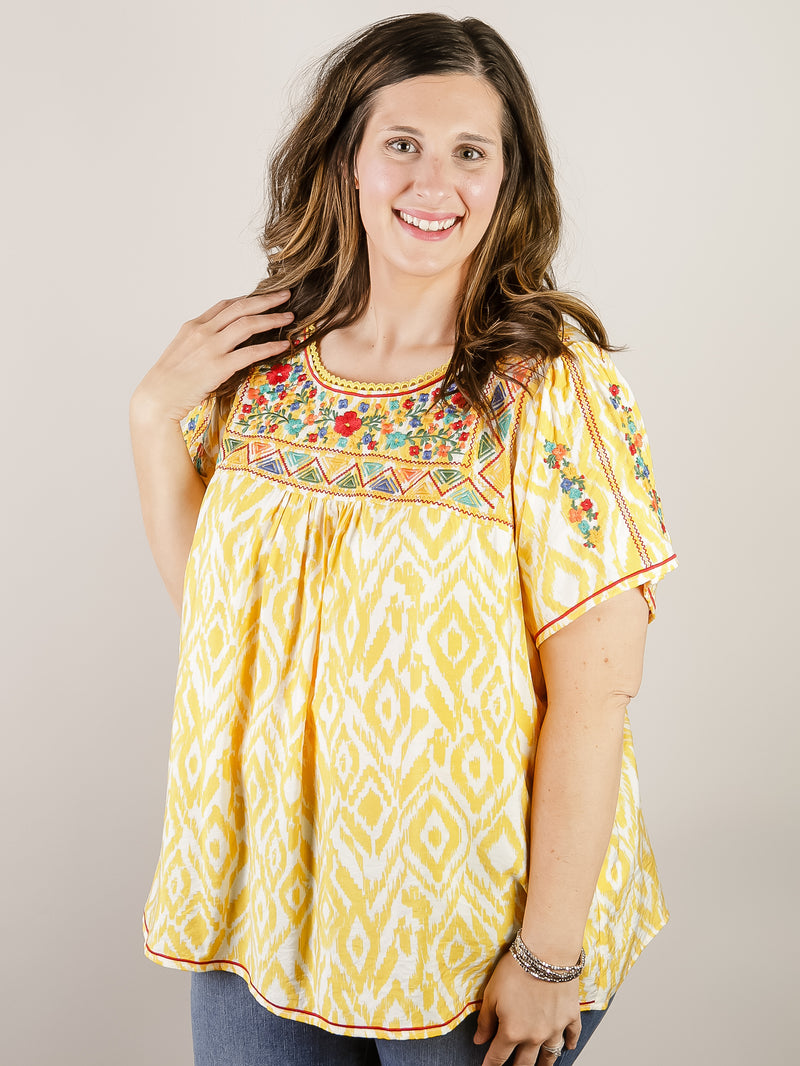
364, 74, 504, 136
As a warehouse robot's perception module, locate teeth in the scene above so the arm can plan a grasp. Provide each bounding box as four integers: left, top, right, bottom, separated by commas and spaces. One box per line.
399, 211, 458, 232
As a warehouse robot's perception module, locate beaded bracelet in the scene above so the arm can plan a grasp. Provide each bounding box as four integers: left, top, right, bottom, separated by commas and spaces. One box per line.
509, 931, 586, 983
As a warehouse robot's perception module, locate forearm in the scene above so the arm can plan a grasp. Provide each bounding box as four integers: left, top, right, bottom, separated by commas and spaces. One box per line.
520, 695, 626, 961
130, 389, 206, 613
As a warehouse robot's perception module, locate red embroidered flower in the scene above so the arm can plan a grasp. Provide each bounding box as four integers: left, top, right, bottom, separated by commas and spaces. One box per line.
452, 419, 463, 431
308, 432, 318, 443
409, 445, 420, 457
257, 394, 268, 406
435, 411, 444, 421
610, 384, 620, 396
266, 363, 291, 385
450, 391, 467, 408
581, 498, 593, 512
403, 398, 414, 409
269, 423, 278, 432
333, 411, 363, 436
309, 387, 318, 398
629, 443, 636, 455
368, 441, 376, 450
459, 431, 469, 441
242, 404, 252, 413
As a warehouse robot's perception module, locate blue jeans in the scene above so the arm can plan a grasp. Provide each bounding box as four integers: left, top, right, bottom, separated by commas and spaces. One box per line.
191, 970, 609, 1065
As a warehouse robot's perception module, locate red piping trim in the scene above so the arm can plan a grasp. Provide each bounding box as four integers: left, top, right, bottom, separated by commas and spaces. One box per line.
533, 555, 677, 643
566, 358, 651, 566
144, 932, 481, 1034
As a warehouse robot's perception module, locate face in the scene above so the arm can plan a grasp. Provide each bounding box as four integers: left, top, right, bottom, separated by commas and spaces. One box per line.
353, 74, 505, 285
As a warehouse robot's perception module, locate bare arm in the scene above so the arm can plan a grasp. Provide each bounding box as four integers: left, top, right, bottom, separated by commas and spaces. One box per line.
129, 400, 208, 612
129, 291, 294, 612
475, 587, 650, 1066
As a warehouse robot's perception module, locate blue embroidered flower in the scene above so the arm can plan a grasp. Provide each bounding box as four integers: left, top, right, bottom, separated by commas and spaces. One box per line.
358, 401, 369, 413
338, 398, 348, 409
186, 416, 197, 432
560, 477, 573, 491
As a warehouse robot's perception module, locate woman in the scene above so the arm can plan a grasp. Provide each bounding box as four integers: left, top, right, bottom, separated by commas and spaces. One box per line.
131, 13, 677, 1066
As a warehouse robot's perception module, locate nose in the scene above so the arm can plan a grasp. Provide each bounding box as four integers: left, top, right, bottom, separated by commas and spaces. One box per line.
412, 153, 450, 203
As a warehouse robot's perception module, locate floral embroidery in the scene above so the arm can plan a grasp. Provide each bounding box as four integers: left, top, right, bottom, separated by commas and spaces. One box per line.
608, 384, 666, 533
212, 343, 522, 522
544, 441, 601, 549
229, 347, 478, 464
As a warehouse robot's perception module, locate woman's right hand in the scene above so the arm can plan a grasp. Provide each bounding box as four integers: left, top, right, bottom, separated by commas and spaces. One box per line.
132, 290, 294, 423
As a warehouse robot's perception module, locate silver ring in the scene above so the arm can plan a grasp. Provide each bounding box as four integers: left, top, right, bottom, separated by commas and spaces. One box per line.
542, 1044, 564, 1056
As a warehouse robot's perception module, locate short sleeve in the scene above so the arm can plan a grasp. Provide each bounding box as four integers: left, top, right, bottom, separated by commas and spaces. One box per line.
179, 394, 224, 486
513, 339, 677, 647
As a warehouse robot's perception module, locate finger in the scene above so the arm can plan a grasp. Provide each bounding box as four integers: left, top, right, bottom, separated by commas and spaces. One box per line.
536, 1040, 564, 1065
192, 297, 239, 325
563, 1017, 581, 1051
217, 310, 294, 353
226, 337, 292, 373
473, 1005, 496, 1047
480, 1035, 517, 1066
206, 291, 292, 332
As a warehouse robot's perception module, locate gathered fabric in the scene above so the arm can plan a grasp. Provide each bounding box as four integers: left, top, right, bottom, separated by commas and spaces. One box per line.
143, 333, 677, 1038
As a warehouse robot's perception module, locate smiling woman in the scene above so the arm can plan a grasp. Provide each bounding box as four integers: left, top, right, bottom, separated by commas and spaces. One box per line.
130, 12, 677, 1066
353, 75, 505, 286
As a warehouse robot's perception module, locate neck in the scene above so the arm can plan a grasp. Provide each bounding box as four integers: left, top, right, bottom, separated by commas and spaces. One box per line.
353, 250, 466, 358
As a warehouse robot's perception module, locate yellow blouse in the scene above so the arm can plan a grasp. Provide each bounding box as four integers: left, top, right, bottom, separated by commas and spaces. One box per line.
143, 332, 677, 1038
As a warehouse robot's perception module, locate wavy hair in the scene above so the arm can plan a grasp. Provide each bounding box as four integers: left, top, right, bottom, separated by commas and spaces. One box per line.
220, 13, 613, 420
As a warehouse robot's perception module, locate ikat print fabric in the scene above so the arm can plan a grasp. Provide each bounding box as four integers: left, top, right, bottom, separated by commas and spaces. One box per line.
143, 333, 677, 1038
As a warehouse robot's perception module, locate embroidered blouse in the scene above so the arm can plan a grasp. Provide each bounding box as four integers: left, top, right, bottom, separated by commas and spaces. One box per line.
143, 332, 677, 1038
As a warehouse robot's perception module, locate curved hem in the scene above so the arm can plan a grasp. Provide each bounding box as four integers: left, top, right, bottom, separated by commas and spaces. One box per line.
143, 922, 480, 1040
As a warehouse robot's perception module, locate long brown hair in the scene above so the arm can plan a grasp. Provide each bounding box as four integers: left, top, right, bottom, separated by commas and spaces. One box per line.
220, 13, 613, 420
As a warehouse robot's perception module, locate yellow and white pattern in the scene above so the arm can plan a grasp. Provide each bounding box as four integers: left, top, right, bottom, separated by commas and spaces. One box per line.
143, 334, 677, 1037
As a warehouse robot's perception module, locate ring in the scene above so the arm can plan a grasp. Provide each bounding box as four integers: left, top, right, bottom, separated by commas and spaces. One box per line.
542, 1044, 563, 1056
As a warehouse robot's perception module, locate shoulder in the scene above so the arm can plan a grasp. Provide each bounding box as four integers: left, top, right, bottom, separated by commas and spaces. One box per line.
501, 327, 626, 419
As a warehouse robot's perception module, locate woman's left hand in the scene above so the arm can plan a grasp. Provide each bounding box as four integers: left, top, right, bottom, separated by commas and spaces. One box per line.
474, 950, 581, 1066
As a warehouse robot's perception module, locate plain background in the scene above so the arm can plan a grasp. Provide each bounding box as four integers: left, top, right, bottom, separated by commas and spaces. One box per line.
2, 1, 796, 1062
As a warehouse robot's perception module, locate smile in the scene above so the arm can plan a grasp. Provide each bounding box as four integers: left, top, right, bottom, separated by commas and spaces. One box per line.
397, 210, 460, 232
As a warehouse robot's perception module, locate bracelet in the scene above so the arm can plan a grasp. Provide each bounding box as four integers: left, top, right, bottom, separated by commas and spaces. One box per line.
509, 931, 586, 983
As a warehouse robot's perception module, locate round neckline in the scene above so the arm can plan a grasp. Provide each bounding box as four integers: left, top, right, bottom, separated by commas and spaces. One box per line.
306, 338, 450, 396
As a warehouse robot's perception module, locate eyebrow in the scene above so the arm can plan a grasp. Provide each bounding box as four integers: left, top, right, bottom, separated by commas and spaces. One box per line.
381, 125, 498, 147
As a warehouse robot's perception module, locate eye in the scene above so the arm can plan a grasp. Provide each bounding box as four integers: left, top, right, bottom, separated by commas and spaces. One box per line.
388, 138, 418, 154
458, 146, 485, 161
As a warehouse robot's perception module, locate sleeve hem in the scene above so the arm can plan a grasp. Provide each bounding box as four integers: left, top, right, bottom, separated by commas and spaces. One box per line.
533, 553, 678, 648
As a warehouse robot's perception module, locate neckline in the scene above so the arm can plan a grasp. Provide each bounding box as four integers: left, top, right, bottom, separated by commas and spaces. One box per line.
306, 338, 450, 397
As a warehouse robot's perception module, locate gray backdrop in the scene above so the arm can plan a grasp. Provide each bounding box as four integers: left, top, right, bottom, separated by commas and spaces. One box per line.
3, 1, 796, 1062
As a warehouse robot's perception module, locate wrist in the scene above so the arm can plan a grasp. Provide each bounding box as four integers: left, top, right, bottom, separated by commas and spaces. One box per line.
509, 930, 586, 983
130, 384, 185, 428
519, 919, 585, 967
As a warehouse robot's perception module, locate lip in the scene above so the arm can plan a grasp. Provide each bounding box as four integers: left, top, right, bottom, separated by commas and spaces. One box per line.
393, 209, 463, 241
